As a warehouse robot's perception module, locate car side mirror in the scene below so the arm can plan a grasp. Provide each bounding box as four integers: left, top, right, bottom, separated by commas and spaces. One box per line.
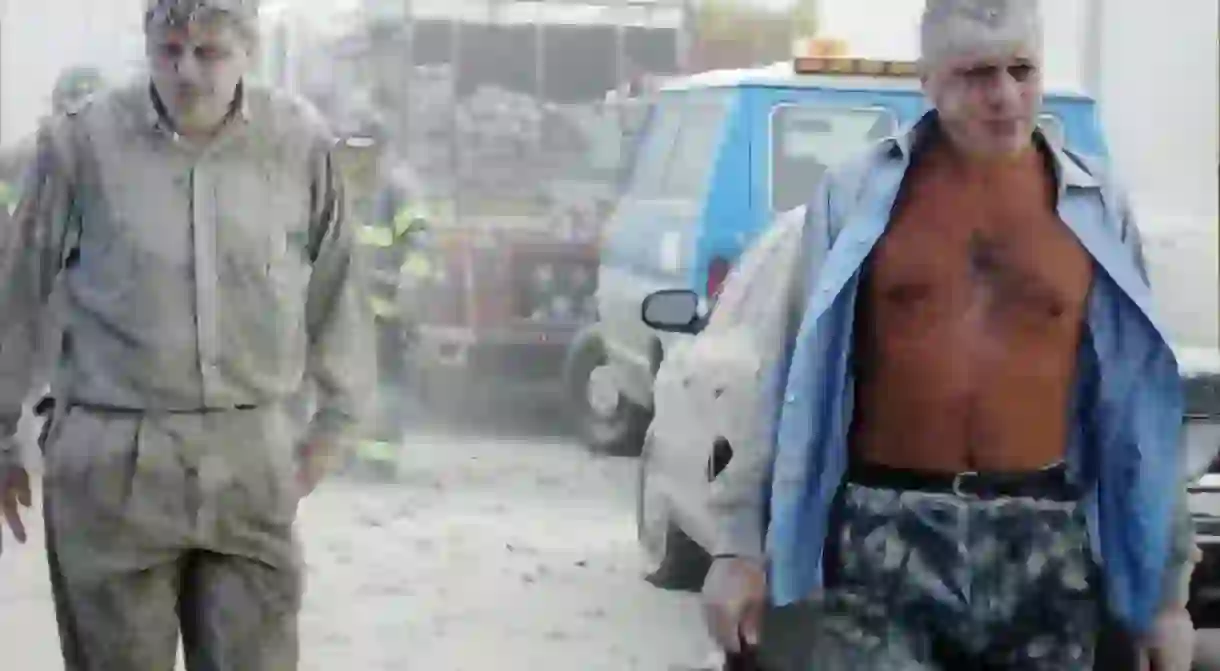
641, 289, 704, 334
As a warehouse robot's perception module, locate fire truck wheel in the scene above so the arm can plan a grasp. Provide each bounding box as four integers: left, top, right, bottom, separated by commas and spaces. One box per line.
567, 347, 650, 457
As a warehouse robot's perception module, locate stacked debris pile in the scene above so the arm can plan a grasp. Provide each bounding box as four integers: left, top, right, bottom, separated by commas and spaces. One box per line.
400, 64, 459, 188
400, 65, 619, 205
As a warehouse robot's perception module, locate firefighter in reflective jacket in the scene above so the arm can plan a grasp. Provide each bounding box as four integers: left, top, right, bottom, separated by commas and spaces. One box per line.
352, 158, 432, 472
354, 187, 432, 473
363, 157, 431, 350
363, 170, 430, 326
330, 110, 420, 378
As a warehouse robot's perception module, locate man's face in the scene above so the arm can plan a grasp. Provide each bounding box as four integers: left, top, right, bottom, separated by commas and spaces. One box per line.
146, 15, 251, 132
923, 47, 1043, 158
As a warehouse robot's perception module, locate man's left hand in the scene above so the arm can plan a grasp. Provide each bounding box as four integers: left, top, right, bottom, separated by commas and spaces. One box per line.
1138, 606, 1195, 670
1137, 544, 1204, 670
295, 440, 333, 498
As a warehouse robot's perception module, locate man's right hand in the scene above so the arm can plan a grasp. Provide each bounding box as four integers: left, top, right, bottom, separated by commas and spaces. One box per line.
0, 464, 31, 555
702, 556, 767, 653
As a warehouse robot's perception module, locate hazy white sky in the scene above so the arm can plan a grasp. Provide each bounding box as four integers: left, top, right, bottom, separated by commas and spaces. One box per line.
0, 0, 1211, 215
0, 0, 1092, 144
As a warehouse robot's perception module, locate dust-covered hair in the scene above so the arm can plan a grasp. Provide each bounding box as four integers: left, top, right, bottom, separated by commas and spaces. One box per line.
919, 0, 1042, 67
144, 0, 260, 44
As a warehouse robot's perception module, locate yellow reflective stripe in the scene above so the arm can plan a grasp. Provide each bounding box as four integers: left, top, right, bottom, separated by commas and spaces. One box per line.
392, 207, 427, 237
369, 296, 398, 317
357, 440, 397, 461
358, 225, 395, 247
393, 213, 412, 237
0, 182, 18, 215
401, 254, 432, 277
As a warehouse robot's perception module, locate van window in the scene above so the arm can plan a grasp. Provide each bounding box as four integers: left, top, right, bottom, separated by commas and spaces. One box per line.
770, 105, 897, 213
661, 93, 732, 200
1038, 112, 1065, 147
625, 99, 683, 198
625, 91, 732, 202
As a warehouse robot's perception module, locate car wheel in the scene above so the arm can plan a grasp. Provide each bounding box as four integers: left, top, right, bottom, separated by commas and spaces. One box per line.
637, 433, 710, 592
568, 347, 649, 457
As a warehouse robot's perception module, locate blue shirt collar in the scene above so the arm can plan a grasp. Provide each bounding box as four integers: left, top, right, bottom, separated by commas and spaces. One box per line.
882, 110, 1099, 193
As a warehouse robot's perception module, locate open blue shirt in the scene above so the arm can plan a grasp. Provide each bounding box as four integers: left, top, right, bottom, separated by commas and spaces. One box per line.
765, 113, 1184, 635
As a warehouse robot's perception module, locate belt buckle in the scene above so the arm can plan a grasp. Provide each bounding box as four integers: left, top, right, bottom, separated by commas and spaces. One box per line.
951, 471, 979, 497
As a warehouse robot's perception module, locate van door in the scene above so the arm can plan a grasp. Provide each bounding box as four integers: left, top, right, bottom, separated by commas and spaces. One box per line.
597, 89, 736, 406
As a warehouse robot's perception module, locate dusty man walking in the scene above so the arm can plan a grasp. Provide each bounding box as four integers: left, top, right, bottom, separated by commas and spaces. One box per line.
0, 0, 375, 668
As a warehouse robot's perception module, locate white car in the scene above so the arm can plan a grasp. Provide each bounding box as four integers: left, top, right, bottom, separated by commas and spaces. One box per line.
635, 208, 808, 588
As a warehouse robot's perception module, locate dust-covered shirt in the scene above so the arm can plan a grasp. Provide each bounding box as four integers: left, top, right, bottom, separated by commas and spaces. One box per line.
0, 80, 375, 463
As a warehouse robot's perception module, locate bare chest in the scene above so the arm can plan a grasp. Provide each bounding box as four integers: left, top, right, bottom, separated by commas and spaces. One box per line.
864, 191, 1094, 333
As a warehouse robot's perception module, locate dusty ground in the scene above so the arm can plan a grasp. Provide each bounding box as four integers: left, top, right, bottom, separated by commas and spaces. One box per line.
0, 424, 717, 670
4, 415, 1220, 670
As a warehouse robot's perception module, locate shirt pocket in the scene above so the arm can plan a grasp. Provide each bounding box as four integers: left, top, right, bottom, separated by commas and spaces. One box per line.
219, 166, 308, 282
266, 182, 312, 295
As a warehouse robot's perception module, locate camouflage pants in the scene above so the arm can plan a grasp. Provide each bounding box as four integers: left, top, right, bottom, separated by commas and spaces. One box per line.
41, 405, 304, 671
806, 483, 1100, 670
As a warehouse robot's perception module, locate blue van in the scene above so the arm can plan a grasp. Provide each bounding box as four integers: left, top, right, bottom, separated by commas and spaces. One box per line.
563, 57, 1105, 456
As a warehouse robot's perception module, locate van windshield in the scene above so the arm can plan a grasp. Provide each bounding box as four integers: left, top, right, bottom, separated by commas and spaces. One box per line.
771, 105, 897, 213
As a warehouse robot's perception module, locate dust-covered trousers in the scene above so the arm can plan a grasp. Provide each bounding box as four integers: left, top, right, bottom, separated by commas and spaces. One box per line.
804, 463, 1100, 670
40, 402, 304, 671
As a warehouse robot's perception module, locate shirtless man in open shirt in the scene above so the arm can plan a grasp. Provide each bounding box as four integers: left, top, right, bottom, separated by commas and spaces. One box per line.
698, 1, 1198, 669
0, 1, 375, 668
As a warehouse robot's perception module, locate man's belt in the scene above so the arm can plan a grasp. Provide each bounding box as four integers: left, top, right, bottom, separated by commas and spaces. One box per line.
35, 397, 258, 417
847, 460, 1078, 501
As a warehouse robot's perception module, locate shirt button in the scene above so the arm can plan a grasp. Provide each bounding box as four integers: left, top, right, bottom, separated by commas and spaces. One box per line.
786, 394, 798, 404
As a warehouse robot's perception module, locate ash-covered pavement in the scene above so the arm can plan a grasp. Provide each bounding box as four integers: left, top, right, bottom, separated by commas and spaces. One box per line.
294, 430, 716, 670
4, 412, 1220, 670
0, 421, 716, 670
